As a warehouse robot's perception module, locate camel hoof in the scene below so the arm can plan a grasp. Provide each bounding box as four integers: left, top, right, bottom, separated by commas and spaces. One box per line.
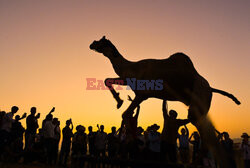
117, 99, 123, 109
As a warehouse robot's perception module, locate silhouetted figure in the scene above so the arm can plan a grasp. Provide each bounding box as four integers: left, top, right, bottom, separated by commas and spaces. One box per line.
161, 100, 189, 163
42, 107, 55, 129
0, 106, 19, 161
11, 114, 26, 162
87, 126, 96, 156
59, 119, 73, 166
135, 126, 146, 160
241, 133, 250, 168
216, 130, 236, 168
118, 126, 127, 159
25, 107, 40, 162
148, 124, 161, 161
95, 125, 107, 157
1, 106, 19, 144
178, 125, 190, 164
0, 111, 6, 158
107, 126, 119, 158
120, 95, 141, 159
123, 96, 140, 140
52, 118, 60, 164
72, 125, 87, 168
43, 113, 55, 165
189, 131, 201, 165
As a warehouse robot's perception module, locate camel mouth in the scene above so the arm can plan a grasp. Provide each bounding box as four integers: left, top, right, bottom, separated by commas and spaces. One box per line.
89, 43, 95, 50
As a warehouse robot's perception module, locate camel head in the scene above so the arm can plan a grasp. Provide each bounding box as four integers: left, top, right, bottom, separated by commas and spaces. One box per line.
90, 36, 120, 58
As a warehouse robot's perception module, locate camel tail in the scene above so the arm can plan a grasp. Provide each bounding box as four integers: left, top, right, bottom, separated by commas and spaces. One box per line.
211, 88, 241, 105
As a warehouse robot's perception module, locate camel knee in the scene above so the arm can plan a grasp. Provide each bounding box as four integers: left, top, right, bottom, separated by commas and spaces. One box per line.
104, 78, 112, 87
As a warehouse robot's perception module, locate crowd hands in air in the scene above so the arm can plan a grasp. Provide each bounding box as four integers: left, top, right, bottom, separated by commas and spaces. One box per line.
0, 100, 249, 168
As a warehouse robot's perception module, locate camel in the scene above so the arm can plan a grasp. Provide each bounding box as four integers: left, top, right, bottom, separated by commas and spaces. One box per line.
89, 36, 241, 166
89, 36, 240, 123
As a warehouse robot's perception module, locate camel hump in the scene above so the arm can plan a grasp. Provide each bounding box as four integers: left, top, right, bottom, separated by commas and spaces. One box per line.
169, 52, 192, 63
168, 52, 195, 69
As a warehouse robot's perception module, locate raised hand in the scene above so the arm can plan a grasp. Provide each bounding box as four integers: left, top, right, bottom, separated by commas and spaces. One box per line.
36, 113, 40, 119
50, 107, 55, 113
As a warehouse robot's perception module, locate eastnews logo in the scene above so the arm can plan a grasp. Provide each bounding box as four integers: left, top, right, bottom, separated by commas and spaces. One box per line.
86, 78, 163, 90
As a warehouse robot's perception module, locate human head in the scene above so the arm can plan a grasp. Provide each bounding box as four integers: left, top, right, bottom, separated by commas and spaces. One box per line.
30, 107, 36, 115
100, 125, 104, 132
181, 128, 186, 135
169, 110, 177, 119
241, 133, 249, 142
151, 124, 160, 132
111, 126, 116, 133
15, 115, 20, 121
66, 119, 71, 126
11, 106, 19, 114
223, 132, 229, 140
88, 126, 93, 133
193, 131, 200, 140
53, 118, 59, 125
137, 127, 144, 135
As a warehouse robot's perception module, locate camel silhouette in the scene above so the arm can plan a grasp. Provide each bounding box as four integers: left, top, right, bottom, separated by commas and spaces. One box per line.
90, 36, 241, 166
89, 36, 240, 125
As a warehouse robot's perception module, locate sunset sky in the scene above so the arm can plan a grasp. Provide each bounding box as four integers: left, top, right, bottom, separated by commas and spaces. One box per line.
0, 0, 249, 138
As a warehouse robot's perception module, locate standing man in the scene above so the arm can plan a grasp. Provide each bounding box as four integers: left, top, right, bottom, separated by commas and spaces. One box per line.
95, 125, 107, 157
1, 106, 20, 145
59, 119, 73, 166
161, 100, 190, 163
25, 107, 40, 153
178, 125, 190, 164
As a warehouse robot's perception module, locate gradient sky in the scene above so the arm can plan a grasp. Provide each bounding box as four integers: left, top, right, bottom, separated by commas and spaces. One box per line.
0, 0, 249, 138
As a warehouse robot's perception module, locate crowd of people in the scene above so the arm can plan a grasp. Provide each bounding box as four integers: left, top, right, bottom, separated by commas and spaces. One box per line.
0, 102, 249, 168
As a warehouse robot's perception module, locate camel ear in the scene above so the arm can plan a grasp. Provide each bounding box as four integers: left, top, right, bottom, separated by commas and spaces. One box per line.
102, 36, 106, 40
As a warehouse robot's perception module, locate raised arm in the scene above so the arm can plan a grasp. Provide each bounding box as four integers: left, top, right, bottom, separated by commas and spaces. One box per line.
70, 119, 74, 130
17, 113, 27, 121
49, 107, 55, 115
162, 100, 169, 119
134, 105, 140, 119
184, 125, 189, 137
189, 133, 194, 142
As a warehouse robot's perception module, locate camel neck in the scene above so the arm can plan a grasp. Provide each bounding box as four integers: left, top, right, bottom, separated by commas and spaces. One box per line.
108, 53, 131, 77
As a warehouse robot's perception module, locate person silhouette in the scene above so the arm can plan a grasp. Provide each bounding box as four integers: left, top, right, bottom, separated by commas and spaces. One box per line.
87, 126, 96, 156
178, 125, 190, 164
95, 125, 107, 157
42, 113, 54, 165
11, 114, 26, 162
25, 107, 40, 161
241, 133, 250, 168
189, 131, 201, 165
122, 95, 140, 140
148, 124, 161, 161
161, 100, 190, 163
52, 118, 60, 164
59, 119, 73, 166
107, 126, 119, 158
1, 106, 19, 147
72, 125, 87, 168
217, 131, 236, 168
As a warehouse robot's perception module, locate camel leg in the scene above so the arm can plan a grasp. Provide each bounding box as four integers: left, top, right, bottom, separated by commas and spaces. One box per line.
105, 78, 127, 109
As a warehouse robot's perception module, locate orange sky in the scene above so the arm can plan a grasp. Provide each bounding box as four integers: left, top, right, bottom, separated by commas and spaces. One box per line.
0, 0, 249, 138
